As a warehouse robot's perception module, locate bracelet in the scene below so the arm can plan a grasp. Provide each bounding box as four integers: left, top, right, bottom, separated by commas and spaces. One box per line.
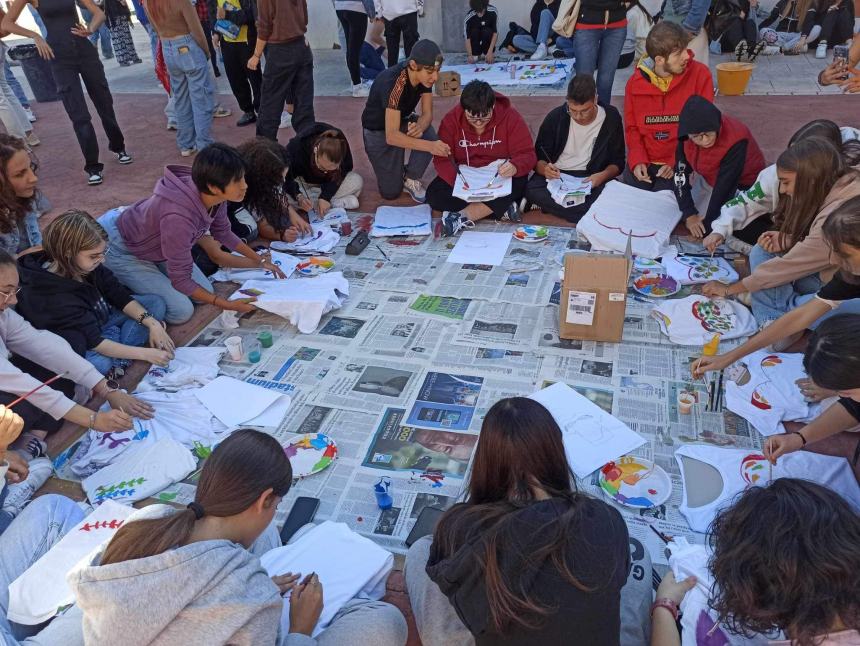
210, 294, 218, 306
791, 430, 807, 446
136, 311, 153, 325
89, 411, 97, 429
650, 598, 680, 621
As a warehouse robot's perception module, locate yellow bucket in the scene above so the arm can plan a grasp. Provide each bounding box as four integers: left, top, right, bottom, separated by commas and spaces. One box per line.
715, 62, 754, 96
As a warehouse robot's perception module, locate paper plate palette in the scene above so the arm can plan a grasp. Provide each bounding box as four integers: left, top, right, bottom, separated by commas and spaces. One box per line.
284, 433, 338, 478
513, 225, 549, 242
633, 257, 666, 274
296, 257, 334, 277
599, 456, 671, 509
633, 273, 680, 298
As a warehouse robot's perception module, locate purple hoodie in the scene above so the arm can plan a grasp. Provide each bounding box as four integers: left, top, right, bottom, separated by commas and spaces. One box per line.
117, 166, 241, 296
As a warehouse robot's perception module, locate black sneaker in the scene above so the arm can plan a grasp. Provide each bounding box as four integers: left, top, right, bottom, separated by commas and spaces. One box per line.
116, 151, 133, 164
236, 111, 257, 127
441, 211, 474, 237
25, 436, 48, 459
501, 202, 522, 223
87, 172, 103, 186
748, 39, 767, 62
734, 39, 749, 61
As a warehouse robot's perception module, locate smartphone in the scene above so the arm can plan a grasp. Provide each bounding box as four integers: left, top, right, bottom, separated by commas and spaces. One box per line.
834, 44, 850, 80
279, 496, 320, 544
405, 506, 445, 547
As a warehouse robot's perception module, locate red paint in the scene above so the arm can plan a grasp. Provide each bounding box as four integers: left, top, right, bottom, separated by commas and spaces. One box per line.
648, 489, 657, 495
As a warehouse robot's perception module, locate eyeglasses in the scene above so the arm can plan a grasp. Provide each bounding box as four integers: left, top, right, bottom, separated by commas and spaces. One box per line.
689, 132, 715, 142
0, 286, 21, 303
565, 102, 596, 119
465, 109, 493, 124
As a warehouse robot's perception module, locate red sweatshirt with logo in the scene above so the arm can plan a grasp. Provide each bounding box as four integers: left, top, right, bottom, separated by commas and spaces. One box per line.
623, 52, 715, 170
433, 93, 537, 186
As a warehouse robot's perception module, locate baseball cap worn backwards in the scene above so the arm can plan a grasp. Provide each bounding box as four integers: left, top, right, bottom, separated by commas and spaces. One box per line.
409, 39, 443, 67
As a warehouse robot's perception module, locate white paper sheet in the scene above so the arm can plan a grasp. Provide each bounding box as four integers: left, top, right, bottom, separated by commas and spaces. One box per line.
443, 59, 574, 87
452, 160, 512, 202
309, 207, 350, 225
370, 204, 432, 237
446, 231, 512, 266
244, 394, 292, 427
270, 222, 340, 254
530, 382, 646, 479
548, 176, 591, 207
210, 250, 301, 282
194, 376, 284, 427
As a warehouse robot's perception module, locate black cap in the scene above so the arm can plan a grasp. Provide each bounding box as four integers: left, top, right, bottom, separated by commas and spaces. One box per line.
677, 95, 722, 139
409, 39, 443, 67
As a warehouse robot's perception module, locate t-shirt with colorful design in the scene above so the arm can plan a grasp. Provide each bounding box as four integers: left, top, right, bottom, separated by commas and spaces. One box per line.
650, 295, 757, 346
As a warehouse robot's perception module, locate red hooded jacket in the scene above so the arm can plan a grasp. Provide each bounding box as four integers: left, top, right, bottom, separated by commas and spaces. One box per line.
683, 116, 765, 189
623, 52, 715, 170
433, 93, 537, 186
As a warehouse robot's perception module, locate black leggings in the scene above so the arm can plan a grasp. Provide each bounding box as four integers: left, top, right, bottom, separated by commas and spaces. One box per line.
384, 12, 419, 67
719, 18, 758, 51
337, 10, 368, 85
817, 6, 853, 45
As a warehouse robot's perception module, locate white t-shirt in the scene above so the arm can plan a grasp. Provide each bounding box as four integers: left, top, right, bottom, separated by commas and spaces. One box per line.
556, 106, 606, 172
723, 351, 820, 437
651, 295, 758, 346
662, 250, 739, 286
136, 347, 225, 393
675, 444, 860, 533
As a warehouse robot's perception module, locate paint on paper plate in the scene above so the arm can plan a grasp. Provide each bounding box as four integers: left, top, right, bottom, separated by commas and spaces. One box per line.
513, 225, 548, 242
297, 257, 335, 277
284, 432, 338, 477
632, 274, 680, 298
599, 456, 671, 508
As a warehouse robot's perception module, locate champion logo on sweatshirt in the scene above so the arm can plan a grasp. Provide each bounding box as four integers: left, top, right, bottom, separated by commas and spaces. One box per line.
458, 136, 503, 149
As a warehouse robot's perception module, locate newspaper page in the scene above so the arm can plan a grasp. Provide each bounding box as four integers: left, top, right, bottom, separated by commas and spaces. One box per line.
454, 301, 543, 350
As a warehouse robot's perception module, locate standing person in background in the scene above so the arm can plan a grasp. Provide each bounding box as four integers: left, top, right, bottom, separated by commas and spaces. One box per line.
250, 0, 315, 140
618, 0, 659, 67
79, 0, 114, 59
129, 0, 156, 58
571, 0, 630, 105
335, 0, 372, 97
375, 0, 423, 67
3, 56, 36, 123
664, 0, 711, 63
193, 0, 220, 76
212, 0, 261, 127
464, 0, 497, 63
145, 0, 214, 157
0, 7, 39, 146
3, 0, 133, 186
102, 0, 141, 66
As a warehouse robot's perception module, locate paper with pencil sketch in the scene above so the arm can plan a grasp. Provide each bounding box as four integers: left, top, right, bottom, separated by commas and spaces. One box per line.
370, 204, 432, 237
548, 176, 591, 207
452, 159, 512, 202
530, 382, 645, 479
446, 231, 511, 266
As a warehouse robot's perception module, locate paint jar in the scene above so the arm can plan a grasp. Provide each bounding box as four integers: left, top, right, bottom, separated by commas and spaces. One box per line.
340, 221, 352, 236
678, 392, 695, 415
257, 325, 274, 348
224, 336, 243, 361
247, 340, 262, 363
374, 476, 393, 510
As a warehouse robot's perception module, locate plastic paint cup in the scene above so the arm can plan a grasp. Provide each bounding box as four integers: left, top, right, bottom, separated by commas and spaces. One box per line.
257, 325, 274, 348
224, 336, 243, 361
340, 221, 352, 236
374, 477, 393, 510
678, 392, 695, 415
247, 340, 262, 363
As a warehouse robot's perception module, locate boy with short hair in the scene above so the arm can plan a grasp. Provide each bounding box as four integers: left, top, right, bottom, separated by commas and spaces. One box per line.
361, 39, 451, 202
623, 21, 714, 192
464, 0, 498, 64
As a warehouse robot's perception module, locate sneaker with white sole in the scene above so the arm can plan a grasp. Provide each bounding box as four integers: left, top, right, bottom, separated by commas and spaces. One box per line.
166, 121, 178, 130
213, 104, 232, 118
279, 112, 293, 129
116, 150, 133, 164
815, 41, 828, 58
351, 83, 370, 98
87, 172, 103, 186
24, 436, 48, 460
441, 211, 474, 237
180, 148, 197, 157
331, 195, 360, 210
1, 457, 53, 519
403, 177, 426, 203
761, 45, 780, 55
530, 43, 548, 60
501, 201, 522, 222
25, 132, 39, 147
23, 107, 36, 122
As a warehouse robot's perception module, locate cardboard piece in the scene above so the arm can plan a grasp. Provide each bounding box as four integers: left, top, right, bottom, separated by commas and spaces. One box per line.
559, 236, 632, 343
435, 71, 461, 97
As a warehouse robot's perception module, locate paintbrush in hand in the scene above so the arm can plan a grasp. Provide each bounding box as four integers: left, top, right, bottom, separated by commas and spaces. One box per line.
8, 372, 69, 408
448, 155, 470, 189
487, 158, 509, 187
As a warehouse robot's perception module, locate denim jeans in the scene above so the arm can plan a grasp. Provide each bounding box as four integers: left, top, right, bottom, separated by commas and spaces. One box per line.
84, 293, 167, 375
4, 62, 29, 109
749, 245, 823, 324
161, 35, 214, 152
512, 9, 555, 52
571, 26, 627, 105
80, 8, 114, 58
0, 44, 31, 139
26, 5, 47, 38
0, 495, 84, 642
100, 208, 214, 325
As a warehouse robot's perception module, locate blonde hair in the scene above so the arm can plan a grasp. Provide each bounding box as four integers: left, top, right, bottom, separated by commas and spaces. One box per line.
42, 209, 108, 278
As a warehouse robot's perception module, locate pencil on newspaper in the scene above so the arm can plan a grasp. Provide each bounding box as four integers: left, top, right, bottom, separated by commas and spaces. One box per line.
8, 372, 69, 408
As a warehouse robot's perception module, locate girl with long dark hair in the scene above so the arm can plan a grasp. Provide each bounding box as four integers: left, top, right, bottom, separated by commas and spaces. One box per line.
0, 135, 41, 257
406, 397, 646, 646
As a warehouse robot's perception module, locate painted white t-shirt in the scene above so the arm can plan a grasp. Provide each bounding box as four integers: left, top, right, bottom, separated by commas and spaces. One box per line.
556, 106, 606, 172
724, 351, 820, 437
136, 347, 225, 393
651, 295, 758, 346
662, 251, 739, 286
675, 444, 860, 533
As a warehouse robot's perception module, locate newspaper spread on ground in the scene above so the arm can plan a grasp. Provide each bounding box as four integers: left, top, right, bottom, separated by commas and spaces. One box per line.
54, 219, 766, 565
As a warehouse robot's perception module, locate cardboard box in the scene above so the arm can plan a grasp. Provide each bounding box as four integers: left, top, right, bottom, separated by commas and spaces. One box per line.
435, 71, 461, 97
559, 238, 632, 343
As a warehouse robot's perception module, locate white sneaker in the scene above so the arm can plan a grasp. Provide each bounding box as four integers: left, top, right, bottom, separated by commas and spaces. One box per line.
1, 457, 53, 519
351, 83, 370, 98
762, 45, 780, 55
213, 104, 232, 118
25, 132, 40, 147
331, 195, 360, 210
180, 148, 197, 157
815, 41, 828, 58
23, 107, 36, 122
530, 43, 548, 60
279, 111, 293, 130
403, 177, 426, 203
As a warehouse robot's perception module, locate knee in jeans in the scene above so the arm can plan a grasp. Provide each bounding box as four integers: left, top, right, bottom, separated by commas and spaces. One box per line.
165, 297, 195, 325
365, 602, 409, 646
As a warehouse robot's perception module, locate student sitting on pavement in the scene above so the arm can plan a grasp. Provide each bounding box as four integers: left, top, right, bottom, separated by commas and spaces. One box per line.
430, 80, 536, 237
623, 21, 714, 192
285, 123, 364, 213
464, 0, 498, 63
672, 95, 766, 240
525, 74, 624, 223
361, 39, 450, 203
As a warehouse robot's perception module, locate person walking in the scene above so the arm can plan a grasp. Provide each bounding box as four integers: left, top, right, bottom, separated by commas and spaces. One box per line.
2, 0, 132, 186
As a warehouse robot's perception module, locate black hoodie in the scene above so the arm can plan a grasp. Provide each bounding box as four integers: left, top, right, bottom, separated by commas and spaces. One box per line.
16, 252, 134, 355
426, 497, 630, 646
285, 122, 355, 203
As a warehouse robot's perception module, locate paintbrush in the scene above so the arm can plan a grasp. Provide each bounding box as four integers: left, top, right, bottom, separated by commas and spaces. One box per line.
8, 371, 69, 408
487, 158, 509, 187
649, 524, 673, 544
714, 370, 724, 411
448, 155, 470, 189
375, 243, 389, 261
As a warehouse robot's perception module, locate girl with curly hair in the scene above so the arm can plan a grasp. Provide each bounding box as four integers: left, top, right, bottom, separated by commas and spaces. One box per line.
0, 135, 42, 257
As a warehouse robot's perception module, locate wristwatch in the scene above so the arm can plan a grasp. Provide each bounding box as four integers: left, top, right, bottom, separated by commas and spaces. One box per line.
100, 379, 120, 396
137, 311, 154, 325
